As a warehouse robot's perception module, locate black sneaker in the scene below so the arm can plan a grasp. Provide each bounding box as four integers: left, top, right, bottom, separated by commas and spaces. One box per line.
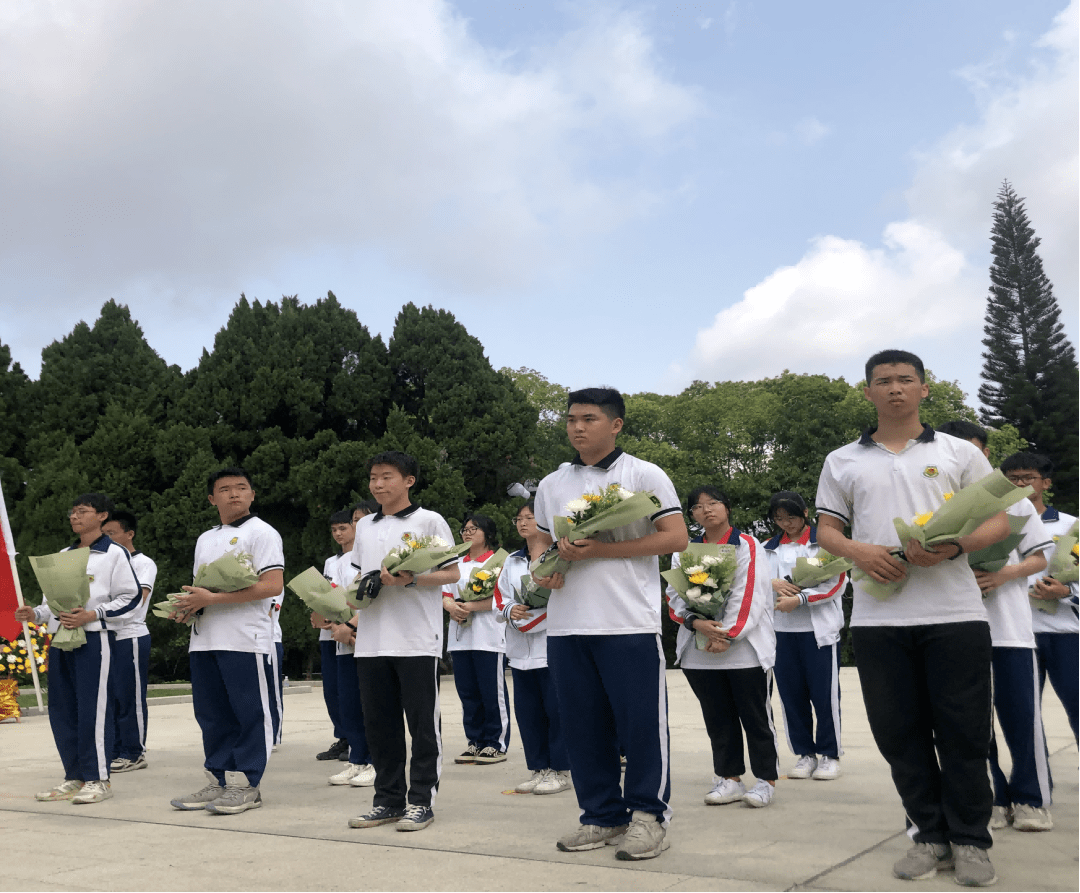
348, 805, 406, 828
396, 804, 434, 831
316, 738, 349, 761
474, 746, 507, 764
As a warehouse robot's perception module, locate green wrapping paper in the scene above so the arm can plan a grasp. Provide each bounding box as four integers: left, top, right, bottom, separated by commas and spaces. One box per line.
661, 543, 737, 651
151, 592, 195, 625
29, 549, 91, 651
789, 551, 853, 590
286, 567, 354, 623
967, 514, 1029, 574
194, 551, 260, 592
455, 549, 508, 633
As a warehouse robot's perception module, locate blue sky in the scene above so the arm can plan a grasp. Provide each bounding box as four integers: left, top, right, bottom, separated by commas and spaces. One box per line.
1, 1, 1076, 407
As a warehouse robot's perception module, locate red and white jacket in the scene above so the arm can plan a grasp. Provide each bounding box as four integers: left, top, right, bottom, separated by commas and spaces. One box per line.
764, 525, 846, 648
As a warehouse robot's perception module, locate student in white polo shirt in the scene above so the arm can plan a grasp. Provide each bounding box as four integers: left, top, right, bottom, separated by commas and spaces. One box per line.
816, 350, 1009, 888
938, 423, 1055, 833
346, 451, 460, 833
168, 468, 285, 816
533, 387, 687, 861
16, 493, 141, 805
101, 510, 157, 774
1000, 451, 1079, 746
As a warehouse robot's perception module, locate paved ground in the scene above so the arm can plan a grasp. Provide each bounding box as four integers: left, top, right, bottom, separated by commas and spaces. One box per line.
1, 668, 1076, 892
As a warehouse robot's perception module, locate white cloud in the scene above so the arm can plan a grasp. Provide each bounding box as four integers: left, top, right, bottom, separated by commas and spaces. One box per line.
794, 116, 830, 145
682, 1, 1077, 394
0, 0, 699, 318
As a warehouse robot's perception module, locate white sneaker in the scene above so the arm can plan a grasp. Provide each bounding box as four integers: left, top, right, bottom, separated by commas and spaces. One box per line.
72, 780, 113, 804
989, 804, 1011, 831
704, 777, 745, 805
742, 780, 774, 808
347, 764, 377, 788
812, 756, 841, 780
515, 769, 546, 793
789, 755, 817, 778
35, 779, 84, 802
1011, 803, 1053, 831
534, 769, 572, 795
329, 763, 370, 786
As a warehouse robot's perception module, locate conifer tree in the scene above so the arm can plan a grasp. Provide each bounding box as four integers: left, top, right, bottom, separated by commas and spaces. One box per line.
978, 181, 1078, 512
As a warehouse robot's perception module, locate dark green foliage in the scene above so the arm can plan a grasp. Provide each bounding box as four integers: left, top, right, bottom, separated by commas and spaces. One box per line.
978, 181, 1079, 513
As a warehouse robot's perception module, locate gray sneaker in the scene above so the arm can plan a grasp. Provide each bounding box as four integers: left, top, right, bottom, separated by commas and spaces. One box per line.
204, 784, 262, 815
894, 842, 954, 880
556, 822, 629, 852
1010, 803, 1053, 832
171, 779, 225, 810
988, 805, 1011, 831
615, 811, 670, 861
953, 845, 996, 887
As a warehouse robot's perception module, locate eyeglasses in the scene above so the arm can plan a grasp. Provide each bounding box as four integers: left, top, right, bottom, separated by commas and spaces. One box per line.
460, 527, 480, 536
690, 500, 724, 515
1005, 473, 1042, 486
69, 508, 96, 518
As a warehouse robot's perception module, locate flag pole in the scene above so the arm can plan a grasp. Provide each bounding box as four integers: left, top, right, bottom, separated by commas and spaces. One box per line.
0, 476, 44, 711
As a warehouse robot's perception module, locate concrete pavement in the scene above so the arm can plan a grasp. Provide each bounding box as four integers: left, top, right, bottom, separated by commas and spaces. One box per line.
1, 668, 1076, 892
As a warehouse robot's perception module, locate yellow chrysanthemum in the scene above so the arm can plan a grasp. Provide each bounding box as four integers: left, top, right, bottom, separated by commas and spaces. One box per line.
942, 492, 954, 501
475, 570, 491, 581
583, 493, 601, 503
913, 512, 934, 527
688, 572, 710, 585
1072, 544, 1079, 557
408, 540, 419, 549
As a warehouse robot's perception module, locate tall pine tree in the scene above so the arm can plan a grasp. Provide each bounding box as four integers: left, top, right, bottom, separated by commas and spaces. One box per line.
978, 180, 1079, 513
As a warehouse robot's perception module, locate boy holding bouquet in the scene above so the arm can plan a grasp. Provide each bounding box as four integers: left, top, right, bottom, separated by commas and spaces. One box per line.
346, 451, 460, 832
169, 468, 285, 815
533, 387, 687, 861
816, 350, 1009, 886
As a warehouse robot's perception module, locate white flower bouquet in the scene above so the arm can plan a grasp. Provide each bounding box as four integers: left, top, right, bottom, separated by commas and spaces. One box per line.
286, 566, 354, 623
28, 549, 92, 651
662, 543, 738, 650
455, 548, 508, 634
531, 483, 661, 579
788, 548, 853, 590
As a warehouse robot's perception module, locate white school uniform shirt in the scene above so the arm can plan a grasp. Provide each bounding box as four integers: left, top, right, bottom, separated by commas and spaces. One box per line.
982, 500, 1051, 649
447, 550, 506, 653
113, 551, 158, 642
326, 552, 360, 657
816, 424, 993, 628
534, 448, 682, 637
349, 503, 455, 659
1029, 507, 1079, 635
666, 529, 776, 671
188, 514, 285, 654
495, 548, 549, 671
271, 594, 283, 644
33, 535, 141, 634
764, 526, 846, 647
318, 554, 339, 644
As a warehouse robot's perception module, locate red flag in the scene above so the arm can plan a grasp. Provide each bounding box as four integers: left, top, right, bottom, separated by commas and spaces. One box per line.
0, 477, 22, 642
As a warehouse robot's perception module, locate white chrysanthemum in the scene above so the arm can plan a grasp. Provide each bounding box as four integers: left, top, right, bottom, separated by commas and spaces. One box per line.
684, 587, 702, 601
806, 557, 823, 567
616, 487, 635, 500
701, 555, 721, 566
428, 536, 449, 549
685, 565, 705, 576
565, 499, 589, 514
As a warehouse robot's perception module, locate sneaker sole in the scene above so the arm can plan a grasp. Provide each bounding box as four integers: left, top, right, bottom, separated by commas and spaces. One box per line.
172, 800, 219, 810
36, 791, 83, 802
111, 763, 148, 773
742, 796, 773, 808
473, 757, 507, 764
534, 786, 571, 795
348, 778, 376, 788
895, 862, 954, 881
396, 818, 434, 831
616, 838, 670, 861
454, 757, 476, 764
72, 793, 114, 805
205, 799, 262, 815
329, 776, 358, 786
704, 794, 744, 805
348, 814, 404, 828
556, 830, 628, 852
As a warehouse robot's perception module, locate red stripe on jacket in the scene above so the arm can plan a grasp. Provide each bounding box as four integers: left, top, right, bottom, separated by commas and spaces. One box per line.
727, 532, 757, 638
806, 572, 847, 604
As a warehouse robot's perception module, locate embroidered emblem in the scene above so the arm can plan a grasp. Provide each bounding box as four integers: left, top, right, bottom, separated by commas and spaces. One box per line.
87, 575, 95, 583
229, 537, 239, 545
923, 466, 939, 479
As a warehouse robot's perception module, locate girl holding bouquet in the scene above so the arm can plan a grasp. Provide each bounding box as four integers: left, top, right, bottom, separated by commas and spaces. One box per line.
495, 502, 571, 794
443, 514, 511, 764
666, 485, 779, 808
764, 491, 847, 782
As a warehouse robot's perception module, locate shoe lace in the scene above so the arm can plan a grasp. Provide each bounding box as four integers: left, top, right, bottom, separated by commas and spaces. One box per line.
402, 804, 426, 820
83, 781, 106, 793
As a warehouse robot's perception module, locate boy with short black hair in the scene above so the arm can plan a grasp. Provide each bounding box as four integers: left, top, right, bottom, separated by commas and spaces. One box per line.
16, 493, 141, 804
347, 451, 460, 832
816, 350, 1009, 886
169, 468, 285, 815
101, 509, 157, 773
1000, 451, 1079, 745
533, 387, 687, 861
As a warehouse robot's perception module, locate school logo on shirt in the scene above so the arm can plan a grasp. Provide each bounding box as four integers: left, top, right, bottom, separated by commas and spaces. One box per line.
229, 537, 238, 545
923, 466, 939, 479
87, 575, 95, 583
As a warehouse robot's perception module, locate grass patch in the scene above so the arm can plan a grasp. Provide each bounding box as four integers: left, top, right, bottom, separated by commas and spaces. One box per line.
17, 686, 192, 709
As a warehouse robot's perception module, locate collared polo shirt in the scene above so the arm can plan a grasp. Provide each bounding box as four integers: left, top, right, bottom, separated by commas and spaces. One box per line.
816, 424, 994, 627
983, 499, 1051, 648
534, 448, 681, 636
448, 549, 506, 653
1030, 506, 1079, 634
189, 514, 285, 653
349, 504, 455, 658
114, 551, 158, 641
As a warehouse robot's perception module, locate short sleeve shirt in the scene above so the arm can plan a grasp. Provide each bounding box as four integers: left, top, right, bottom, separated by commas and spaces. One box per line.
534, 449, 682, 636
1030, 508, 1079, 634
983, 499, 1051, 648
114, 551, 158, 641
189, 514, 285, 653
816, 425, 993, 627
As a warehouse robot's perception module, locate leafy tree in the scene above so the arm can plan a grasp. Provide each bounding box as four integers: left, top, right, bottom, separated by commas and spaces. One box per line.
0, 341, 31, 468
978, 180, 1079, 513
499, 367, 574, 479
388, 305, 534, 507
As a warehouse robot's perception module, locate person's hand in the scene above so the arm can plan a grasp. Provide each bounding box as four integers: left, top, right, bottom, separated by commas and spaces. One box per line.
852, 543, 908, 582
177, 586, 215, 612
772, 579, 801, 598
329, 622, 354, 645
1031, 577, 1069, 600
703, 634, 731, 654
380, 568, 414, 587
508, 605, 531, 622
690, 618, 728, 645
557, 536, 603, 562
904, 539, 956, 568
776, 594, 801, 613
14, 606, 35, 622
973, 569, 1007, 593
443, 597, 469, 623
310, 611, 331, 629
533, 572, 564, 590
57, 608, 95, 629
